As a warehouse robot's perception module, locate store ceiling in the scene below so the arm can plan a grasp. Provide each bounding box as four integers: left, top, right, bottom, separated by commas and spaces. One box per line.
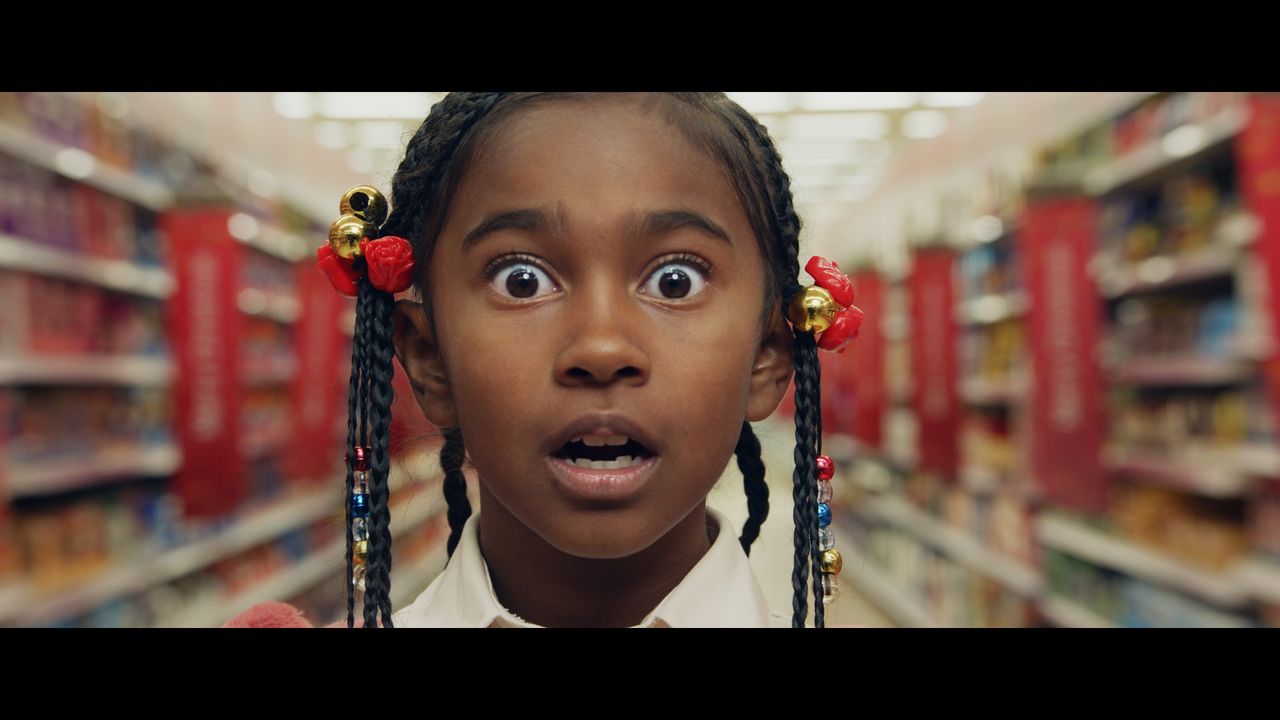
119, 92, 986, 238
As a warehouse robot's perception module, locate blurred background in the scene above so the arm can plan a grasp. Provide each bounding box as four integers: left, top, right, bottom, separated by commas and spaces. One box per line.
0, 91, 1277, 628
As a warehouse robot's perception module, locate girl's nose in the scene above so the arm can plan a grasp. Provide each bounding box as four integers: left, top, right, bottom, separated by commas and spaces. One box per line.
553, 279, 650, 388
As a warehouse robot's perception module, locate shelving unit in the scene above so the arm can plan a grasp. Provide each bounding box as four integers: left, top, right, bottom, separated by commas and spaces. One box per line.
1, 486, 336, 626
1083, 105, 1248, 197
1036, 514, 1251, 608
0, 234, 174, 299
0, 120, 175, 211
6, 444, 182, 500
860, 494, 1042, 597
1039, 595, 1121, 629
835, 529, 937, 629
0, 355, 174, 387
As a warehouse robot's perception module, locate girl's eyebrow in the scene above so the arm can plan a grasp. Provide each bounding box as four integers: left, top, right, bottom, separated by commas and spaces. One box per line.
461, 208, 734, 252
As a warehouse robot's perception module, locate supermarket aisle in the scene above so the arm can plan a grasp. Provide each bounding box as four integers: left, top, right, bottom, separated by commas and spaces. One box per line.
709, 417, 896, 628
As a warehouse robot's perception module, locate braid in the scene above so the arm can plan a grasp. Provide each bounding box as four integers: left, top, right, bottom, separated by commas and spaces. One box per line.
343, 297, 364, 628
440, 426, 472, 559
726, 103, 826, 628
735, 421, 768, 556
338, 93, 504, 628
362, 282, 397, 628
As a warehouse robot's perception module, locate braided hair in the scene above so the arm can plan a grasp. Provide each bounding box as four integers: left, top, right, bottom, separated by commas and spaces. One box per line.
350, 92, 828, 628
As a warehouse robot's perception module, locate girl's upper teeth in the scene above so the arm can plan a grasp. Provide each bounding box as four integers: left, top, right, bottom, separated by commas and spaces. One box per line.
575, 434, 630, 447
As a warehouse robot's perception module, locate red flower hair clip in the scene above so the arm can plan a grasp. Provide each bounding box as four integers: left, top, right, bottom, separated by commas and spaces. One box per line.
316, 186, 415, 296
786, 256, 865, 353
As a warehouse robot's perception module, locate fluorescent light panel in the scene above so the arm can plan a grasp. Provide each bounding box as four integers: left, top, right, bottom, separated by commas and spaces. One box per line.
787, 112, 890, 140
318, 93, 434, 120
801, 92, 919, 111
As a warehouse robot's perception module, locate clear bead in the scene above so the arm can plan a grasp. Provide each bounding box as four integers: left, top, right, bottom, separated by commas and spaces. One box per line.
353, 565, 367, 592
354, 470, 369, 493
352, 517, 368, 542
819, 527, 835, 551
822, 574, 841, 604
817, 479, 833, 504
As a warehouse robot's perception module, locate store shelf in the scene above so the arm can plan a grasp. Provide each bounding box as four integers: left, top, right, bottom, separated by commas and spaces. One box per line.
1039, 595, 1121, 629
1, 487, 338, 626
1235, 558, 1280, 605
0, 233, 174, 299
1097, 244, 1243, 299
960, 374, 1027, 406
0, 355, 174, 386
6, 443, 182, 499
243, 361, 296, 387
243, 432, 291, 461
1035, 514, 1250, 608
1108, 354, 1252, 387
1102, 445, 1258, 498
956, 290, 1029, 326
836, 536, 937, 628
863, 495, 1043, 597
0, 121, 175, 211
237, 287, 300, 324
1084, 105, 1249, 197
208, 537, 347, 627
240, 226, 310, 264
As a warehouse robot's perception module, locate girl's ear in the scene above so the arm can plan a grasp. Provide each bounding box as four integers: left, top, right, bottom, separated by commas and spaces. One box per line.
393, 299, 459, 429
745, 304, 795, 422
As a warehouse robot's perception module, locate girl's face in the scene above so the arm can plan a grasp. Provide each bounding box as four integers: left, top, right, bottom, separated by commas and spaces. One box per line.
395, 95, 794, 560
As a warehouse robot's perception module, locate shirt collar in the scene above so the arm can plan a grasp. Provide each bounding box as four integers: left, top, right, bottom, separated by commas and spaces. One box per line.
393, 506, 776, 628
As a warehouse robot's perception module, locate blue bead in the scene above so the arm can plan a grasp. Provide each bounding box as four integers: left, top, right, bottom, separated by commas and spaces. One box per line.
352, 493, 369, 517
817, 503, 831, 528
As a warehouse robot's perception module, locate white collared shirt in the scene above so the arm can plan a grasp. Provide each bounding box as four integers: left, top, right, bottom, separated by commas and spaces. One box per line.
392, 506, 791, 628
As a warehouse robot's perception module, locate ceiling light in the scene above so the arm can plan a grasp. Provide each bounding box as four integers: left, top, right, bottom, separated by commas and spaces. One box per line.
318, 93, 433, 120
801, 93, 919, 111
314, 121, 350, 150
273, 92, 314, 119
787, 112, 890, 140
727, 92, 795, 114
902, 110, 949, 139
923, 92, 987, 108
778, 140, 861, 166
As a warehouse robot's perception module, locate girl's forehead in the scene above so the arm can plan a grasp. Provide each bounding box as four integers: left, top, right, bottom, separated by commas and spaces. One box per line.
453, 99, 740, 216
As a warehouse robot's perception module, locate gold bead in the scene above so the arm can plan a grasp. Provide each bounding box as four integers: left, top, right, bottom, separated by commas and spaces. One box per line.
787, 286, 837, 334
821, 548, 843, 575
340, 185, 389, 227
329, 214, 376, 259
353, 540, 369, 556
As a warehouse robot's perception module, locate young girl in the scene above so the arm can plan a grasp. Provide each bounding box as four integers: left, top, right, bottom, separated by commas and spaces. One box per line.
224, 92, 864, 629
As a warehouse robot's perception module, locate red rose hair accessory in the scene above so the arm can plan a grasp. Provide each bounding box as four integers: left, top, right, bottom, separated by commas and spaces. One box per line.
317, 185, 415, 295
785, 256, 865, 353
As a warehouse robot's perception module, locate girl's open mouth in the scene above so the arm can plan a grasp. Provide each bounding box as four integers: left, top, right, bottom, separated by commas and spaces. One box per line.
551, 435, 657, 470
548, 435, 659, 501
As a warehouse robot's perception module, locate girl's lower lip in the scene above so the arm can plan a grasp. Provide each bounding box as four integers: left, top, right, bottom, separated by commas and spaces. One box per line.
547, 455, 659, 502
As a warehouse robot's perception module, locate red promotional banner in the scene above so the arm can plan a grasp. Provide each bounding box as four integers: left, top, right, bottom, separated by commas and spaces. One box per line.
287, 263, 348, 483
910, 248, 959, 478
1235, 94, 1280, 425
851, 272, 886, 449
1022, 196, 1107, 513
163, 210, 246, 519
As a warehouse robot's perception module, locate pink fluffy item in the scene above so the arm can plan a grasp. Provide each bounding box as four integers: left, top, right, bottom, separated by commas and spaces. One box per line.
221, 601, 368, 628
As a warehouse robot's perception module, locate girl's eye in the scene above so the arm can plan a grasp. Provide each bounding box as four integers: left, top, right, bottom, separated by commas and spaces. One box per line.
489, 261, 558, 301
641, 258, 710, 300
